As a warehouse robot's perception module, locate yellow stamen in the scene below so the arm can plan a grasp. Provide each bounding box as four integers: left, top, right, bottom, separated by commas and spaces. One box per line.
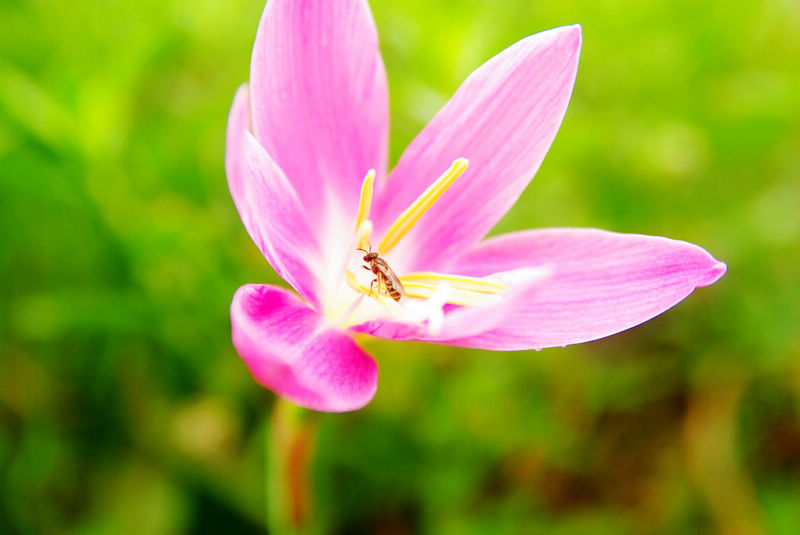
377, 158, 468, 255
345, 270, 403, 312
402, 282, 502, 306
344, 159, 507, 312
400, 272, 507, 294
354, 169, 375, 241
347, 267, 507, 307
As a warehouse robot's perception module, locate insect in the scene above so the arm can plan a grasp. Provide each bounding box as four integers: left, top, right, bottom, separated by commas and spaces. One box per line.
358, 248, 405, 302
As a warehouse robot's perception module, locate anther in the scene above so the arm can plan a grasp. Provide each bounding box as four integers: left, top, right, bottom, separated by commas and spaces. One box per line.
377, 158, 468, 255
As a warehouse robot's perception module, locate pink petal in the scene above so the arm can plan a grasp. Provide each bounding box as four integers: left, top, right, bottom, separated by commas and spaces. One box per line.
250, 0, 389, 221
439, 228, 727, 350
231, 284, 378, 412
372, 25, 581, 272
226, 85, 323, 306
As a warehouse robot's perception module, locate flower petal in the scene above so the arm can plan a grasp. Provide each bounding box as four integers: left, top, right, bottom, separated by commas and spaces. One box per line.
372, 25, 581, 272
250, 0, 389, 222
226, 86, 322, 306
439, 228, 727, 350
231, 284, 378, 412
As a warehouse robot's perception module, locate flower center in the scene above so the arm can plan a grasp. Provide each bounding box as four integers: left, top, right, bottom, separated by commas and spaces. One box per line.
328, 159, 510, 331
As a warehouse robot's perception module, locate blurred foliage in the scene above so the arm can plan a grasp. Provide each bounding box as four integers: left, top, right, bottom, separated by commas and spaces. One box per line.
1, 0, 799, 533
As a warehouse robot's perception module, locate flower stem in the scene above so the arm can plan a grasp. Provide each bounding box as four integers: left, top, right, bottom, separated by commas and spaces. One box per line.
267, 398, 320, 535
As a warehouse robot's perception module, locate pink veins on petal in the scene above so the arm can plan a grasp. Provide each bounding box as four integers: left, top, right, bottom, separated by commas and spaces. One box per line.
225, 0, 726, 412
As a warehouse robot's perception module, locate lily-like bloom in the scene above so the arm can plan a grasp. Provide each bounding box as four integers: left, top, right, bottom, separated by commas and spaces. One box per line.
226, 0, 726, 412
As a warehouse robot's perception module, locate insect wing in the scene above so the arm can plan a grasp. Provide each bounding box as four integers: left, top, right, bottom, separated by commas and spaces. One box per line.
375, 259, 405, 299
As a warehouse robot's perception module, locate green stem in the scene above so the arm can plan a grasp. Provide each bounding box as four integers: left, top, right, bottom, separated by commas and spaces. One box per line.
266, 398, 320, 535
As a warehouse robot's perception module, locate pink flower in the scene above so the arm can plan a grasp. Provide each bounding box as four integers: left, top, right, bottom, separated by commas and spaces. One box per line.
226, 0, 726, 412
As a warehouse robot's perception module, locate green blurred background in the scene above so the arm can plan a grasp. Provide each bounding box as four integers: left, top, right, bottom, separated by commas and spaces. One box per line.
1, 0, 799, 533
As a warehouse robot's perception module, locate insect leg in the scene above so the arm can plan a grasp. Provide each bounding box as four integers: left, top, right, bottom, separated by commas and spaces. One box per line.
368, 277, 377, 297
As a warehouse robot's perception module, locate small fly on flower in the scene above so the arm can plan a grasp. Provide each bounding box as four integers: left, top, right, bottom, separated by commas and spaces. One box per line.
358, 247, 406, 302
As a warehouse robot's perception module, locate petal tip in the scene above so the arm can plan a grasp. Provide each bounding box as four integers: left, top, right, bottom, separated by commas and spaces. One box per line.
234, 81, 249, 99
549, 23, 582, 50
700, 260, 727, 287
566, 24, 583, 53
226, 83, 252, 144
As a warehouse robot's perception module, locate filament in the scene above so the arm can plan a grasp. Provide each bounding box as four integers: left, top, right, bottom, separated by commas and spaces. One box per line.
377, 158, 468, 255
